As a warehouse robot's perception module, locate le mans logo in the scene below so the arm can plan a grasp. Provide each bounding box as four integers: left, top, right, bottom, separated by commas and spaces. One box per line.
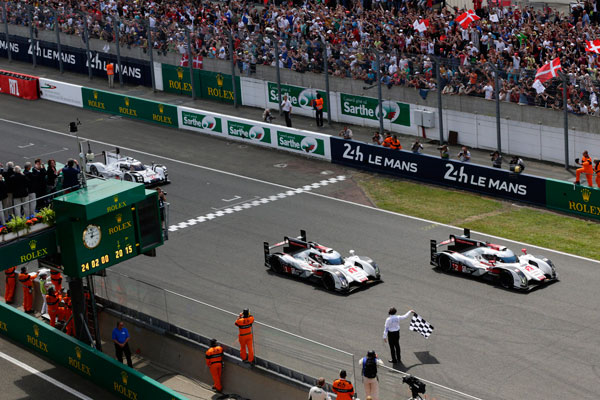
568, 187, 600, 215
68, 346, 91, 376
27, 324, 48, 352
114, 371, 139, 399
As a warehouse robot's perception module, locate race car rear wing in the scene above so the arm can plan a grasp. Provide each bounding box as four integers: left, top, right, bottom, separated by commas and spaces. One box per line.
430, 228, 471, 265
264, 230, 307, 267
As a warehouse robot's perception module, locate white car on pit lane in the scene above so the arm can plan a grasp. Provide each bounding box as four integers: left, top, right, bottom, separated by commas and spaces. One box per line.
264, 230, 381, 293
430, 228, 558, 290
85, 147, 169, 186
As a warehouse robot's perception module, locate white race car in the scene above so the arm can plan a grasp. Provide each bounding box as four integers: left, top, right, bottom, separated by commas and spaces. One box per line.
264, 230, 381, 293
430, 229, 558, 290
86, 148, 169, 186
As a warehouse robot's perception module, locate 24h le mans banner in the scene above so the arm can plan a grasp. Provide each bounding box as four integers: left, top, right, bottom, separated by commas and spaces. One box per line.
340, 93, 410, 126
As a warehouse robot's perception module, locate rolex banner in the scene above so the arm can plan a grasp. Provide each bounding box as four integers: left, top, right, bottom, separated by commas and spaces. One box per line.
0, 302, 185, 399
161, 63, 242, 104
81, 87, 178, 127
545, 179, 600, 221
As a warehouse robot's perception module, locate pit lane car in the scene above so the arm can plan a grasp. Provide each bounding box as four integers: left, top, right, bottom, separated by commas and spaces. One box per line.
85, 147, 169, 186
430, 229, 558, 290
264, 230, 381, 293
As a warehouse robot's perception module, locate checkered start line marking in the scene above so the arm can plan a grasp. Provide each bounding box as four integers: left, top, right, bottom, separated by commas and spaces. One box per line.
168, 175, 347, 232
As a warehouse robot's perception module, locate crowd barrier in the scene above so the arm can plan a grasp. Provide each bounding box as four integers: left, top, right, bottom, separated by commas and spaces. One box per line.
0, 68, 38, 99
0, 301, 186, 399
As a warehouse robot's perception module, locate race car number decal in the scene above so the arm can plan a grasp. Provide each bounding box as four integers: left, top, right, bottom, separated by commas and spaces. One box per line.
524, 265, 535, 272
348, 267, 358, 273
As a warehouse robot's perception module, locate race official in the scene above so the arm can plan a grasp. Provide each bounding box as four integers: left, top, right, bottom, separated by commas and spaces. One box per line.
112, 321, 133, 368
575, 150, 594, 186
235, 308, 255, 363
205, 338, 224, 392
4, 266, 17, 304
45, 287, 61, 327
50, 269, 63, 293
281, 94, 292, 127
308, 377, 331, 400
18, 267, 37, 313
383, 307, 413, 364
332, 370, 354, 400
313, 93, 324, 127
107, 62, 115, 88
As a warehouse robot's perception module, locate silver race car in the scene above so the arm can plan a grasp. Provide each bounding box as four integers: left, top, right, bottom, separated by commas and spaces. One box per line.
430, 229, 558, 290
86, 148, 169, 186
264, 230, 381, 293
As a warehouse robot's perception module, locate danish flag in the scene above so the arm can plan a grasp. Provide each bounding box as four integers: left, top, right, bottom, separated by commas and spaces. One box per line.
180, 54, 204, 69
413, 18, 430, 33
456, 10, 480, 29
585, 40, 600, 54
534, 58, 562, 84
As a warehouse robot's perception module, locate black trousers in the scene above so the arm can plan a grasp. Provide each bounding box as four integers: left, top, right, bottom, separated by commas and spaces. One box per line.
283, 111, 292, 127
315, 109, 323, 127
115, 342, 133, 368
388, 330, 401, 362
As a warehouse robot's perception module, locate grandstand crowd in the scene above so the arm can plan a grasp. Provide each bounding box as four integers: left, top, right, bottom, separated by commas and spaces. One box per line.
5, 0, 600, 114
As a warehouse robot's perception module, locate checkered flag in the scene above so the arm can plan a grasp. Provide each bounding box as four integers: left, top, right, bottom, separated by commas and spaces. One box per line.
409, 313, 434, 339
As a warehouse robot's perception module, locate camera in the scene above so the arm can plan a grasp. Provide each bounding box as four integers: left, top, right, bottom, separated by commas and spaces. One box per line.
403, 375, 426, 398
575, 158, 580, 164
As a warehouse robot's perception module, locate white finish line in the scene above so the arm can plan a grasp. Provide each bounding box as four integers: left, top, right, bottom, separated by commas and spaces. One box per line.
168, 176, 347, 232
0, 350, 94, 400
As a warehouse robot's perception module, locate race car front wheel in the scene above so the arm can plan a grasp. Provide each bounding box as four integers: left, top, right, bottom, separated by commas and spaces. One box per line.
90, 165, 99, 176
322, 273, 336, 291
499, 271, 514, 289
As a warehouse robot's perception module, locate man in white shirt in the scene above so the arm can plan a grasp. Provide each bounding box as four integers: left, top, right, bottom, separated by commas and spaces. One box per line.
383, 307, 413, 364
308, 377, 331, 400
281, 94, 293, 127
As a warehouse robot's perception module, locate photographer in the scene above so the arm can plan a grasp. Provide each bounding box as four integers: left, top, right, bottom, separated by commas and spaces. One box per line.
490, 151, 503, 168
457, 146, 471, 162
438, 144, 449, 159
509, 156, 525, 173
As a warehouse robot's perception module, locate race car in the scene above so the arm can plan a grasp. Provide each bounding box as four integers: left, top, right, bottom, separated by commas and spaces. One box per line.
264, 230, 381, 293
85, 147, 169, 186
430, 229, 558, 290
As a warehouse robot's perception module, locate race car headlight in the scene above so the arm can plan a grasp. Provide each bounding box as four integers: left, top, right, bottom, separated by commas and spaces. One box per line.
372, 262, 380, 274
335, 272, 348, 287
515, 269, 527, 287
543, 258, 556, 271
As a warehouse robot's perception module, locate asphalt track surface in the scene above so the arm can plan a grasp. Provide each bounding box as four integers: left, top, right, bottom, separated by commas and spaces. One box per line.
1, 96, 600, 400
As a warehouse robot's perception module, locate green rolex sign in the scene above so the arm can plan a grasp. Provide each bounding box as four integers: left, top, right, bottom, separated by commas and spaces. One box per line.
161, 64, 242, 104
340, 93, 410, 126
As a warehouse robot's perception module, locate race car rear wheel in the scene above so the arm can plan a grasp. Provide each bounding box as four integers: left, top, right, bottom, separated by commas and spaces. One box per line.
322, 272, 336, 291
89, 165, 99, 176
438, 255, 452, 272
269, 257, 283, 273
499, 271, 514, 289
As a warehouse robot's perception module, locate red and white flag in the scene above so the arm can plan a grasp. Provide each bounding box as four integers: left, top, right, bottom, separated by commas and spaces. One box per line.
180, 54, 204, 69
180, 54, 189, 67
456, 10, 480, 29
534, 58, 562, 84
585, 39, 600, 54
413, 18, 430, 33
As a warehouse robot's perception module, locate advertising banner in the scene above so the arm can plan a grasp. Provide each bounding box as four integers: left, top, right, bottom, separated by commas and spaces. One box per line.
276, 129, 327, 157
0, 35, 152, 87
227, 120, 271, 143
266, 82, 328, 116
0, 230, 57, 271
161, 64, 242, 104
545, 179, 600, 220
0, 69, 39, 100
180, 109, 224, 135
0, 302, 185, 399
81, 88, 178, 127
39, 78, 83, 107
330, 138, 546, 205
340, 93, 410, 126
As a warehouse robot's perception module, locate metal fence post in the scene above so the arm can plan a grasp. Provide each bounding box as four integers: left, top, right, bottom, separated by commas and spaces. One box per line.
494, 63, 501, 152
274, 36, 281, 115
323, 41, 331, 125
28, 5, 36, 68
81, 13, 92, 80
114, 16, 123, 87
229, 31, 238, 108
435, 56, 444, 144
562, 73, 569, 169
53, 9, 63, 74
2, 1, 11, 62
146, 20, 156, 92
186, 27, 196, 100
376, 51, 383, 135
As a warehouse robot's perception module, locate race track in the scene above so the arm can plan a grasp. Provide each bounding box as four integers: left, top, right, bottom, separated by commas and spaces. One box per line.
1, 96, 599, 399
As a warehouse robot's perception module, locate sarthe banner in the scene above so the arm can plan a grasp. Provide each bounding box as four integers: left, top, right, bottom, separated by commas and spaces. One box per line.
330, 138, 547, 205
0, 35, 152, 86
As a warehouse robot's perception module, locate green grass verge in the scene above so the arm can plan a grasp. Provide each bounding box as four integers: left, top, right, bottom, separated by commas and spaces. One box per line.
356, 173, 600, 260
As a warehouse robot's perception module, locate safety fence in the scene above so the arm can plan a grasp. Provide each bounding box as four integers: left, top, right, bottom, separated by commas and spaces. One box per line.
93, 269, 484, 400
0, 300, 186, 399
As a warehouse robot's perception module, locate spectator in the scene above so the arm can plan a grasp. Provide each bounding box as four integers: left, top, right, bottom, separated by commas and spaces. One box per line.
46, 159, 58, 195
457, 146, 471, 162
263, 108, 275, 123
62, 159, 80, 191
411, 140, 424, 154
32, 159, 47, 210
9, 166, 29, 218
38, 272, 49, 316
332, 370, 354, 400
490, 151, 503, 168
23, 162, 36, 217
308, 377, 331, 400
112, 321, 134, 368
372, 131, 383, 145
575, 150, 594, 186
509, 156, 526, 173
594, 159, 600, 188
359, 350, 384, 400
281, 94, 292, 127
1, 161, 13, 220
0, 174, 7, 225
439, 144, 449, 159
339, 126, 353, 140
390, 135, 402, 150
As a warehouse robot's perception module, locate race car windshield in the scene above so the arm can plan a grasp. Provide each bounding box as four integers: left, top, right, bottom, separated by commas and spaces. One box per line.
323, 257, 343, 265
131, 163, 145, 171
499, 255, 518, 263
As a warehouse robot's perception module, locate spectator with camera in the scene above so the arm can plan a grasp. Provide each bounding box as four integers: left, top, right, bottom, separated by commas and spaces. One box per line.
490, 151, 503, 169
359, 350, 384, 400
509, 156, 525, 174
457, 146, 471, 162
